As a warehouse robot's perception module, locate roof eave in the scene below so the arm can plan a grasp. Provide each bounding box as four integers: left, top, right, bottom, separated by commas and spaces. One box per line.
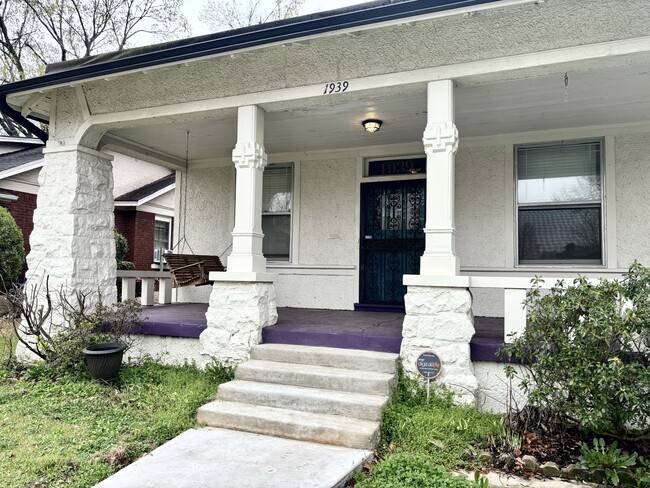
0, 0, 504, 98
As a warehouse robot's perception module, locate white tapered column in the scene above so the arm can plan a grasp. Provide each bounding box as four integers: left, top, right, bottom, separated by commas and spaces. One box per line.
201, 105, 277, 367
400, 80, 477, 405
228, 105, 267, 273
420, 80, 460, 276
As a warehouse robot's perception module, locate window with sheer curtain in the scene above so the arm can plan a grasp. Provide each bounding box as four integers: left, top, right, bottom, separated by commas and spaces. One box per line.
262, 165, 293, 261
153, 217, 171, 263
516, 140, 603, 265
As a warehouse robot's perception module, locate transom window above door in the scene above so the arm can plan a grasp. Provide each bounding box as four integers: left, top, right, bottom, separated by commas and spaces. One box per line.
516, 140, 604, 266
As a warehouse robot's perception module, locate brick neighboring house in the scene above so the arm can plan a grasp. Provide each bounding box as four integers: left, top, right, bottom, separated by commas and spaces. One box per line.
0, 143, 175, 274
114, 174, 176, 270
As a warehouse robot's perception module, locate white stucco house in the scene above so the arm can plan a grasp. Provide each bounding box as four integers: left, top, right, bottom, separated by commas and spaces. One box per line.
2, 0, 650, 407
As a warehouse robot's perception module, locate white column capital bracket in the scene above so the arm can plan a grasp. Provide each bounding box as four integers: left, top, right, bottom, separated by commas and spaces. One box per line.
232, 141, 267, 169
423, 122, 459, 155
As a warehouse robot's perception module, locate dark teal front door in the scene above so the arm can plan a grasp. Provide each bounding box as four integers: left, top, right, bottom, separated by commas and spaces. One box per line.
360, 179, 425, 305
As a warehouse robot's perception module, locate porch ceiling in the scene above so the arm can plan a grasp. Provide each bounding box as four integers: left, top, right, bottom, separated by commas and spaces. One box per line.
108, 62, 650, 162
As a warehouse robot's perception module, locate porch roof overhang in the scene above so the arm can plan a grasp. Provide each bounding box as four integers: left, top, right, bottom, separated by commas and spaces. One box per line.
0, 0, 511, 141
114, 175, 176, 208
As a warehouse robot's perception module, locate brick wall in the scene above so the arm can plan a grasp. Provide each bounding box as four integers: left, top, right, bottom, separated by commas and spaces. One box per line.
0, 190, 37, 276
115, 209, 156, 270
133, 211, 155, 270
114, 209, 136, 263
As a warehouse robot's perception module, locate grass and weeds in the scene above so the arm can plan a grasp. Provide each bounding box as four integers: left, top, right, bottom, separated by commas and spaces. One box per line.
354, 370, 503, 488
0, 314, 16, 368
0, 360, 232, 488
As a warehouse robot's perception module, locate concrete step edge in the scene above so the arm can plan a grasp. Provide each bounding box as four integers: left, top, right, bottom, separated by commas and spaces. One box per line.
251, 344, 399, 373
217, 380, 388, 421
197, 400, 380, 450
235, 360, 395, 394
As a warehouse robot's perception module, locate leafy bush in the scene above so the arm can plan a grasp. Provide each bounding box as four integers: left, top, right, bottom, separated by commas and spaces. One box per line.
115, 231, 135, 271
0, 207, 25, 290
579, 438, 638, 486
355, 454, 487, 488
501, 262, 650, 438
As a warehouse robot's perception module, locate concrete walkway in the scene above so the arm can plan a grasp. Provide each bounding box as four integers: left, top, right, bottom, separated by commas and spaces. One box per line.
95, 428, 373, 488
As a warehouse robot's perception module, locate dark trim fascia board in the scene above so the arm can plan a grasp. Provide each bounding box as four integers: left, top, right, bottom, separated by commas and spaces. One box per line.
0, 0, 499, 97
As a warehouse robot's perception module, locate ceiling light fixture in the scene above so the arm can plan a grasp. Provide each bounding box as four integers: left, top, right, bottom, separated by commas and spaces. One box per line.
362, 119, 382, 133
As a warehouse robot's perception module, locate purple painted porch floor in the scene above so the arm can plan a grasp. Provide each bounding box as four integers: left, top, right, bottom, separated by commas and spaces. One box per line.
138, 304, 505, 360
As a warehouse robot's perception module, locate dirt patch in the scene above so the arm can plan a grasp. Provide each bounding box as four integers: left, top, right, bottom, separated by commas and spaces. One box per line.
490, 420, 650, 479
0, 315, 14, 336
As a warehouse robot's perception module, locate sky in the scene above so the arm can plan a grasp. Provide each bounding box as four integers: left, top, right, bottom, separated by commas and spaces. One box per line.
180, 0, 369, 36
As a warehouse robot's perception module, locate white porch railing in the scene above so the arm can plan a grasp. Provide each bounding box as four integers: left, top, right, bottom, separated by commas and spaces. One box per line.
116, 270, 173, 305
470, 276, 577, 341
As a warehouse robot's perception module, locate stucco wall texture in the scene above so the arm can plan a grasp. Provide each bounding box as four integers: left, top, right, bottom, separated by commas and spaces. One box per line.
455, 145, 507, 269
615, 132, 650, 269
72, 0, 649, 120
172, 130, 650, 311
175, 165, 233, 303
111, 151, 172, 198
299, 158, 356, 266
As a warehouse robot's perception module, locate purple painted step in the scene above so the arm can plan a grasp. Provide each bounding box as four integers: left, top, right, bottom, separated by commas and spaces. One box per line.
262, 308, 404, 353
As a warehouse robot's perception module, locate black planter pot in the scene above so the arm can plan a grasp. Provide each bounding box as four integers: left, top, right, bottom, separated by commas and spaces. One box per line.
82, 342, 126, 381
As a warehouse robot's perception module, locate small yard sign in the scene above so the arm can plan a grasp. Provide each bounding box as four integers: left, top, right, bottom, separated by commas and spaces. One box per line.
416, 351, 442, 403
416, 351, 442, 379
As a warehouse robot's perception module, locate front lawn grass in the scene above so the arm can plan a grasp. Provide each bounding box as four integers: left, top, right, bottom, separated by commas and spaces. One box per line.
354, 370, 504, 487
0, 360, 231, 488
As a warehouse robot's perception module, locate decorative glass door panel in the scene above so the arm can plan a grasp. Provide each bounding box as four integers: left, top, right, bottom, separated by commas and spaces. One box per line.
360, 180, 425, 305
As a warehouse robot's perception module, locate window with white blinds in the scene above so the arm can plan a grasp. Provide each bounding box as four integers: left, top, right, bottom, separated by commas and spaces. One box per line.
262, 165, 293, 261
516, 141, 603, 265
153, 217, 171, 263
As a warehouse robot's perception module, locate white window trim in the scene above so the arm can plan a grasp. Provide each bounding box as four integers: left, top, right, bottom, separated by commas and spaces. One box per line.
154, 215, 173, 263
263, 162, 294, 263
513, 138, 607, 268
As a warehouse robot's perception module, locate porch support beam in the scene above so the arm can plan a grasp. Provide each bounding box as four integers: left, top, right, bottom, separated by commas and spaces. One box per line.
228, 105, 268, 274
420, 79, 459, 276
200, 105, 277, 367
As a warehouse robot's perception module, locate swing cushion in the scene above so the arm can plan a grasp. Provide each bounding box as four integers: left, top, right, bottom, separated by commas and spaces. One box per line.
163, 253, 226, 287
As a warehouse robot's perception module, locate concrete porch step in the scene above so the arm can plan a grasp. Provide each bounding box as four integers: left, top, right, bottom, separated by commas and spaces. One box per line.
217, 380, 388, 421
197, 400, 380, 450
235, 359, 395, 396
250, 343, 399, 374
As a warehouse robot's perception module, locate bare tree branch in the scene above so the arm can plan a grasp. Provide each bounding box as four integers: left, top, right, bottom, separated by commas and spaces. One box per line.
199, 0, 305, 32
0, 0, 190, 136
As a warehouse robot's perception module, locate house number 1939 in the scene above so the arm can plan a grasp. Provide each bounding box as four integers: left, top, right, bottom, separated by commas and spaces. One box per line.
323, 81, 349, 94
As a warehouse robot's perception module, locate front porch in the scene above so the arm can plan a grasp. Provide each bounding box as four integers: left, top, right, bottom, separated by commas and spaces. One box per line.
135, 303, 505, 359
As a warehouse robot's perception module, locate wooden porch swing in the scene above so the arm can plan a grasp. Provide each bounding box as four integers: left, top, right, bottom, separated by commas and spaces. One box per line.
163, 131, 228, 288
163, 252, 225, 288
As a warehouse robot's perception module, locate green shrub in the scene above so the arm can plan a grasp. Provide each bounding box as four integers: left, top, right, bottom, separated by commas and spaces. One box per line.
355, 454, 486, 488
501, 262, 650, 438
579, 438, 638, 486
0, 207, 25, 290
115, 231, 134, 271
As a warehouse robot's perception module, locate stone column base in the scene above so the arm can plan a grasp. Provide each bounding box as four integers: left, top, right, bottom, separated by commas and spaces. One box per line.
201, 281, 277, 366
401, 285, 478, 405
